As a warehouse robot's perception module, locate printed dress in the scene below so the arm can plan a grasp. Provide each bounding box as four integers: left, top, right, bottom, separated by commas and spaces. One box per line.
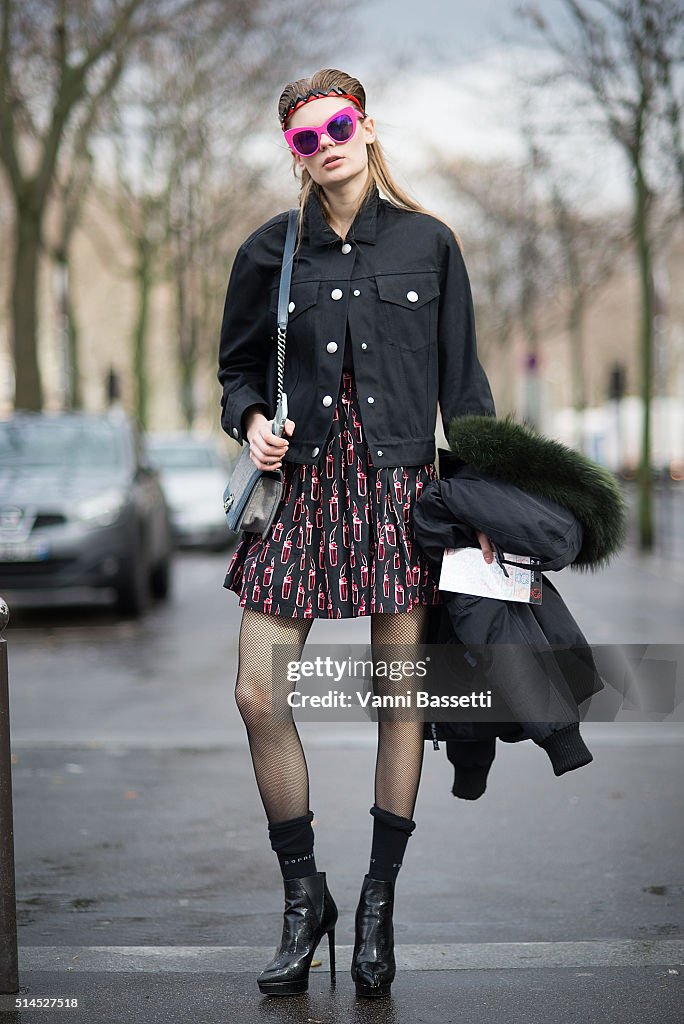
223, 334, 441, 618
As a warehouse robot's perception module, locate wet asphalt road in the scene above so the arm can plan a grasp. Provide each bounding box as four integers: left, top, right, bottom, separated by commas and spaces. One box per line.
2, 497, 684, 1021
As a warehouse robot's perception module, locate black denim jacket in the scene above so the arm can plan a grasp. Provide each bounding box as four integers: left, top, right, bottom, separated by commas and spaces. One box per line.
217, 182, 496, 467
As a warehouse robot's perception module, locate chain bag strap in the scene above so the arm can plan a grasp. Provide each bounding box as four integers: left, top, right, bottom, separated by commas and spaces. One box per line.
223, 208, 299, 538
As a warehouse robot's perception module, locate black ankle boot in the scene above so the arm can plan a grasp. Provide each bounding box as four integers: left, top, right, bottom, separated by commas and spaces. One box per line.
351, 874, 396, 998
257, 870, 337, 996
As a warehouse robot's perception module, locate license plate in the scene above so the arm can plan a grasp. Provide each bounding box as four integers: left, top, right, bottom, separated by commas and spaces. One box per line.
0, 540, 51, 561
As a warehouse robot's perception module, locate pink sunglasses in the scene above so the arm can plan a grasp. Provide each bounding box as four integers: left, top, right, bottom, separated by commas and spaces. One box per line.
283, 105, 364, 158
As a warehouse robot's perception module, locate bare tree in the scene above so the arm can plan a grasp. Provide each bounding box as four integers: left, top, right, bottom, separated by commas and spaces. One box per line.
429, 150, 560, 423
430, 148, 632, 449
467, 213, 520, 415
0, 0, 277, 411
98, 0, 358, 428
517, 0, 684, 549
544, 167, 633, 448
45, 53, 125, 409
652, 3, 684, 214
0, 0, 153, 408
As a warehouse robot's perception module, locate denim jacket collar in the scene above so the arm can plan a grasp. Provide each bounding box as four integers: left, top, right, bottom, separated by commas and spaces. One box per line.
304, 180, 379, 248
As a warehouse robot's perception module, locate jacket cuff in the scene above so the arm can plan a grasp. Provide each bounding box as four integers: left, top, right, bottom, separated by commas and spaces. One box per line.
445, 737, 496, 801
538, 723, 593, 776
222, 385, 270, 444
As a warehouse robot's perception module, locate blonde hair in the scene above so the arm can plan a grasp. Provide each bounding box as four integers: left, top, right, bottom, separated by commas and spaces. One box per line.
277, 68, 463, 255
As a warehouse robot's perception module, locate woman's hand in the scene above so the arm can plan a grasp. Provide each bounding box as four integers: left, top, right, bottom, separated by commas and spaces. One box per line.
246, 413, 296, 471
476, 530, 495, 563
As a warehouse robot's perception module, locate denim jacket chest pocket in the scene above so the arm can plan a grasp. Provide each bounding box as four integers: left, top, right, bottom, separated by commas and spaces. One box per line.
268, 279, 320, 327
374, 272, 441, 351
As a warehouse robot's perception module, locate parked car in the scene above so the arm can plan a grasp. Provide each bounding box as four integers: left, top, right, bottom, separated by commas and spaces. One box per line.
144, 432, 235, 550
0, 410, 173, 616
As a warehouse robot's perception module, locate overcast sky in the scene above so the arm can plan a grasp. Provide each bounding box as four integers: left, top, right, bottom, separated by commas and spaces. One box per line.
353, 0, 545, 63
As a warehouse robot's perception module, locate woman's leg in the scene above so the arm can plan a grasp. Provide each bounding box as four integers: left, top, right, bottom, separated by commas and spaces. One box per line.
351, 604, 430, 998
367, 604, 430, 879
235, 607, 316, 877
236, 607, 339, 995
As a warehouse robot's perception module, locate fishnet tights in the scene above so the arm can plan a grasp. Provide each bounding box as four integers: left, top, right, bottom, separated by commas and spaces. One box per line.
234, 605, 429, 826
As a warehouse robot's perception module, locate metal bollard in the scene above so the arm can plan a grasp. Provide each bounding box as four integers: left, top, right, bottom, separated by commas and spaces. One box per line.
0, 597, 18, 993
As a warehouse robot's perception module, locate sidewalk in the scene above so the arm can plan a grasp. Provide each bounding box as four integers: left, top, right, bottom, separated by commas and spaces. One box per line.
6, 958, 683, 1023
5, 538, 684, 1022
7, 727, 684, 1022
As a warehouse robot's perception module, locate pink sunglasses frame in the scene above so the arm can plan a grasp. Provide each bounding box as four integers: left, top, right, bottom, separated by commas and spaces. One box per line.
282, 105, 365, 158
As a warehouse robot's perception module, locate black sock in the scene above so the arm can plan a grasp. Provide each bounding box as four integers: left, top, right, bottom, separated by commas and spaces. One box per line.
368, 803, 416, 882
268, 810, 318, 880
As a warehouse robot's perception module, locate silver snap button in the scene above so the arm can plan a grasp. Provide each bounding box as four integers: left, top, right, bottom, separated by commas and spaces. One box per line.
341, 243, 352, 254
232, 427, 239, 438
377, 450, 383, 457
331, 288, 343, 300
353, 289, 361, 296
311, 447, 319, 457
361, 342, 367, 350
322, 395, 333, 407
288, 300, 296, 312
326, 341, 338, 353
406, 290, 419, 302
367, 396, 374, 404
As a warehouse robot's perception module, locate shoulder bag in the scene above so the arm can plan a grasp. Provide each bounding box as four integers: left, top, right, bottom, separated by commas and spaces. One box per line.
222, 207, 299, 538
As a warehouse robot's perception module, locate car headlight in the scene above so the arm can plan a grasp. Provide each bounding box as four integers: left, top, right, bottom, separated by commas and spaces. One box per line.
75, 490, 128, 527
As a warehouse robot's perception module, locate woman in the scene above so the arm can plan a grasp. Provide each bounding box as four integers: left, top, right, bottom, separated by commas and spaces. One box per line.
217, 68, 496, 999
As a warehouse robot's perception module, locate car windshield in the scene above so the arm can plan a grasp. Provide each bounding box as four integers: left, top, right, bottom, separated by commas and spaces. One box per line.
0, 420, 125, 469
147, 445, 221, 470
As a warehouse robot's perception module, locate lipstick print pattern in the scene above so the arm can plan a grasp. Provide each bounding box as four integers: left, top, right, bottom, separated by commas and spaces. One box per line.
223, 370, 441, 618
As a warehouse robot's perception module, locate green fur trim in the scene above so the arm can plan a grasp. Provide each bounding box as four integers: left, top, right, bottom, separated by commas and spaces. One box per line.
446, 413, 628, 572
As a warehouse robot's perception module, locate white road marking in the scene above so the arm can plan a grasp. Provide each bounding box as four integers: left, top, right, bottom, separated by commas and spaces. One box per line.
18, 940, 684, 973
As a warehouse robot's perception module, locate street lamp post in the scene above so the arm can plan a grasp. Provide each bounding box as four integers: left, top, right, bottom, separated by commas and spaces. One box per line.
0, 597, 18, 994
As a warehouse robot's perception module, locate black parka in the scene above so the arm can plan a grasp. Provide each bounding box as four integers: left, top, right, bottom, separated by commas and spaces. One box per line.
411, 415, 628, 801
217, 182, 495, 467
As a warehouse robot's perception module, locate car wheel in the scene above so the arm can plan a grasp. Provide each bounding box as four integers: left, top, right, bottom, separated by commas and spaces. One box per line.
150, 554, 172, 601
115, 532, 151, 618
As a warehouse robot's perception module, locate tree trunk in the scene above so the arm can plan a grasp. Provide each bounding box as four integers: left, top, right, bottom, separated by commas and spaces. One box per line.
179, 312, 199, 429
569, 294, 586, 452
179, 341, 193, 429
499, 327, 516, 415
67, 279, 82, 409
12, 206, 43, 410
133, 247, 151, 428
175, 257, 195, 430
634, 160, 654, 552
54, 251, 82, 409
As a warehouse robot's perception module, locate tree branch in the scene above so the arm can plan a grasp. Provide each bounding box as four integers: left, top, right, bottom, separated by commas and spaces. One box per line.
0, 0, 23, 193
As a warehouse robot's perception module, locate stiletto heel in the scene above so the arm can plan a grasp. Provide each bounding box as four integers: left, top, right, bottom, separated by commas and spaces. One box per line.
257, 871, 338, 996
351, 874, 396, 998
327, 926, 336, 985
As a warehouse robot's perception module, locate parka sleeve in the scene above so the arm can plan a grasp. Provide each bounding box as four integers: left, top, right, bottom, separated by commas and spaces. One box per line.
217, 242, 273, 444
437, 231, 496, 438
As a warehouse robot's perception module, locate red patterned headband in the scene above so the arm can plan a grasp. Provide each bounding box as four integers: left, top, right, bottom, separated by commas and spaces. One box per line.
280, 87, 366, 129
